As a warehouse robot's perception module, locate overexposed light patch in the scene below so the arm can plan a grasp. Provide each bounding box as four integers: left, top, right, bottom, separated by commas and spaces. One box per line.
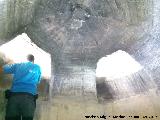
0, 33, 51, 79
96, 50, 143, 80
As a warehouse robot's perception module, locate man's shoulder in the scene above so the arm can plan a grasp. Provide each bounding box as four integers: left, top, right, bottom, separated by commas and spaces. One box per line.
15, 62, 28, 66
31, 63, 41, 70
18, 62, 40, 68
34, 64, 41, 69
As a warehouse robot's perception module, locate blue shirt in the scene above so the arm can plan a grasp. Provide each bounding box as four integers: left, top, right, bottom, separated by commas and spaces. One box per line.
3, 62, 41, 95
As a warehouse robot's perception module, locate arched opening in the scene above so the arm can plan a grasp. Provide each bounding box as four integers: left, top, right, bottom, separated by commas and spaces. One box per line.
96, 50, 154, 102
0, 33, 52, 98
0, 33, 53, 119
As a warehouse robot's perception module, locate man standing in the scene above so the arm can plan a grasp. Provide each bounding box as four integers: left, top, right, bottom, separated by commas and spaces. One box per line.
0, 54, 41, 120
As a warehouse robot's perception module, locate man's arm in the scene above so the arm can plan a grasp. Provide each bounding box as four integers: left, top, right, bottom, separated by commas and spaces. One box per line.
0, 53, 14, 74
3, 63, 16, 74
0, 59, 15, 74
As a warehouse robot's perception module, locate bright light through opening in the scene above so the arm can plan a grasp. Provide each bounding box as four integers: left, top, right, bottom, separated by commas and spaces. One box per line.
0, 33, 51, 79
96, 50, 143, 80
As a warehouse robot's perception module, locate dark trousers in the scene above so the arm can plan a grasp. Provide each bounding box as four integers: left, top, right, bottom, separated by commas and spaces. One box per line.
5, 93, 36, 120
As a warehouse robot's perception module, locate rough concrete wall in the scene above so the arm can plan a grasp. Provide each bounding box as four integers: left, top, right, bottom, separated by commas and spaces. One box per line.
129, 0, 160, 93
53, 66, 97, 97
83, 0, 152, 24
0, 0, 7, 39
0, 0, 39, 39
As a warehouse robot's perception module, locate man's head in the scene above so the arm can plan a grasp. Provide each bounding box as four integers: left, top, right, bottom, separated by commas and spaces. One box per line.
27, 54, 34, 62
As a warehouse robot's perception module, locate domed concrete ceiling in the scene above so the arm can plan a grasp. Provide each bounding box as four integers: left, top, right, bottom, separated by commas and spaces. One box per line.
26, 0, 153, 66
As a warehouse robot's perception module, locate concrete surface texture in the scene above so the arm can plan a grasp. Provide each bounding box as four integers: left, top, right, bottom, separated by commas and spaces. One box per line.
0, 0, 160, 120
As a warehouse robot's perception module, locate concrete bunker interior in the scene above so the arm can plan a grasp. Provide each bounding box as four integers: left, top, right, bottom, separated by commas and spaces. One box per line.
0, 0, 160, 120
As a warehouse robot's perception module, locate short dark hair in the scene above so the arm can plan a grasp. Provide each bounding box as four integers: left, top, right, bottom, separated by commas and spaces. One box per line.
27, 54, 34, 62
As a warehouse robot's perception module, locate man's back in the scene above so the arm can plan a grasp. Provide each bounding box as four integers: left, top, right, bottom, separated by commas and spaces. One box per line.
3, 62, 41, 95
2, 54, 41, 120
